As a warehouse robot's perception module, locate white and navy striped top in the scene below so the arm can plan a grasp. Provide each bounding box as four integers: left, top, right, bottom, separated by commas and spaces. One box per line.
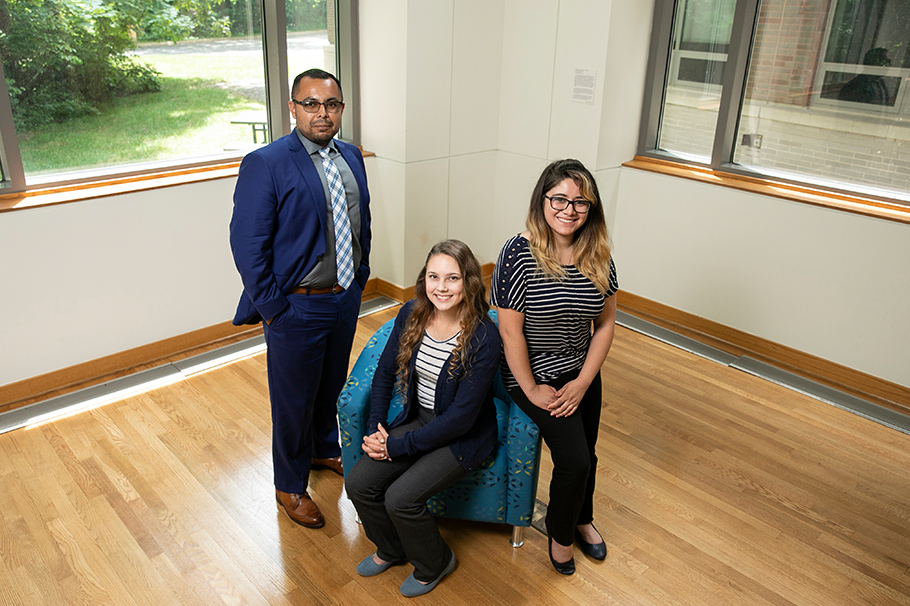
415, 331, 461, 410
491, 234, 618, 390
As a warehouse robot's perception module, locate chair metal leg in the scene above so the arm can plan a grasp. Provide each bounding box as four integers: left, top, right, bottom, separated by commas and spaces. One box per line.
510, 526, 524, 548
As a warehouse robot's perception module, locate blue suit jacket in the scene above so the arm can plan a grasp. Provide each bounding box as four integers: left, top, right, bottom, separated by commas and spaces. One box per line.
230, 132, 371, 325
368, 300, 501, 472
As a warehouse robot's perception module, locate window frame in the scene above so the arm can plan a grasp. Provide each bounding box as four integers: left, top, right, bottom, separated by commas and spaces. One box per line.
636, 0, 910, 222
0, 58, 24, 193
0, 0, 360, 199
639, 0, 759, 172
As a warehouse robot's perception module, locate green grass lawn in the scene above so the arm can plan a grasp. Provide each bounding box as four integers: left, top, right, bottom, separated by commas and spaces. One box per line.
140, 52, 267, 81
19, 53, 268, 175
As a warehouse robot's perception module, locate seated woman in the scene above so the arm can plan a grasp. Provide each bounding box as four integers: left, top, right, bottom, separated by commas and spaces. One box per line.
345, 239, 501, 598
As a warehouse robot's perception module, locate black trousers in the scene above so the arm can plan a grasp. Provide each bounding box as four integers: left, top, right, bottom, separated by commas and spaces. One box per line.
345, 407, 465, 582
509, 369, 602, 546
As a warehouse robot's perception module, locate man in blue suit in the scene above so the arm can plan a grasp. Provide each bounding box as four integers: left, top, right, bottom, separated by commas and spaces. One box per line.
230, 68, 371, 528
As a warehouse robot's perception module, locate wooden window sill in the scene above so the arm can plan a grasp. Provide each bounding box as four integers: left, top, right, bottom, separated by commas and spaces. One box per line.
0, 162, 242, 213
623, 156, 910, 226
0, 148, 376, 214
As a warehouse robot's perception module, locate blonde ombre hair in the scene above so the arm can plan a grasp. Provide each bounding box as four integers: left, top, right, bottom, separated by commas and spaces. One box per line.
525, 159, 613, 294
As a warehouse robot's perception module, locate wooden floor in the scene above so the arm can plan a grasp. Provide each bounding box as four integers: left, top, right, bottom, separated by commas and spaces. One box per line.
1, 306, 909, 605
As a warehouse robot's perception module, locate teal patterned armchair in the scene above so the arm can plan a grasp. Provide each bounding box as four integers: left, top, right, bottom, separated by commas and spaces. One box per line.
337, 311, 542, 546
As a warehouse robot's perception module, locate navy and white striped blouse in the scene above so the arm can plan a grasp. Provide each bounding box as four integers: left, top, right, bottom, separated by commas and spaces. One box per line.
491, 234, 618, 390
415, 331, 460, 409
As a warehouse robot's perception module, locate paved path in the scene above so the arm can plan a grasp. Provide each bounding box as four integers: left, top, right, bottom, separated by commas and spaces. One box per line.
132, 31, 328, 57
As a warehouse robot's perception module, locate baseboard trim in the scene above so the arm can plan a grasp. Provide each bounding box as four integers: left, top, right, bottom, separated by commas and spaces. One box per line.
374, 279, 414, 303
617, 290, 910, 416
0, 321, 260, 414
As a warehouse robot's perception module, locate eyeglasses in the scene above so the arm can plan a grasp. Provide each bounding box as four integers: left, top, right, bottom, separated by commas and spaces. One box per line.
292, 98, 344, 114
545, 195, 591, 214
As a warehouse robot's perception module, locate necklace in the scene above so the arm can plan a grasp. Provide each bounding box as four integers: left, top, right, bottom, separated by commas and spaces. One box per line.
429, 319, 461, 342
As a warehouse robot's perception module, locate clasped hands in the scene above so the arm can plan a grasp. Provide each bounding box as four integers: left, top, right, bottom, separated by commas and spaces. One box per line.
362, 423, 391, 461
528, 378, 589, 417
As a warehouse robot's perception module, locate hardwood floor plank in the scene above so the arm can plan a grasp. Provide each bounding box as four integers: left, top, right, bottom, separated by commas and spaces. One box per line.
148, 550, 223, 606
202, 513, 300, 601
2, 565, 40, 606
605, 430, 884, 604
2, 472, 72, 582
45, 515, 133, 606
2, 311, 909, 605
131, 499, 231, 606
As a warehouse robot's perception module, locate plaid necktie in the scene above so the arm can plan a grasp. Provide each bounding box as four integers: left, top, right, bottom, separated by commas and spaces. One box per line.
318, 147, 355, 289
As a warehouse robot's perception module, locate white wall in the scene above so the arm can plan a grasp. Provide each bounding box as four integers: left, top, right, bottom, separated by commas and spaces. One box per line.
360, 0, 507, 283
613, 171, 910, 386
3, 0, 908, 391
0, 179, 241, 387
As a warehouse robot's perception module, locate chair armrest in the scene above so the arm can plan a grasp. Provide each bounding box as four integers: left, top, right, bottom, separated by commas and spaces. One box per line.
338, 363, 375, 473
337, 319, 395, 474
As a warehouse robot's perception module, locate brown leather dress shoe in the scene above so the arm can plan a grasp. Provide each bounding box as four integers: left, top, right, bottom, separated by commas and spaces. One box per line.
311, 456, 344, 477
275, 490, 325, 528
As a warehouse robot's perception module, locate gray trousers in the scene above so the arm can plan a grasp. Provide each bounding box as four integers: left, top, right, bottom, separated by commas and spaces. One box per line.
345, 407, 465, 582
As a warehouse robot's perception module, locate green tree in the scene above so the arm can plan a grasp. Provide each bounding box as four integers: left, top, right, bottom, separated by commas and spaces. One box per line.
0, 0, 161, 131
140, 0, 193, 42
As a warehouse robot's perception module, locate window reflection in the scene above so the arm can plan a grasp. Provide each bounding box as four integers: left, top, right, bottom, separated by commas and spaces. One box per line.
734, 0, 909, 200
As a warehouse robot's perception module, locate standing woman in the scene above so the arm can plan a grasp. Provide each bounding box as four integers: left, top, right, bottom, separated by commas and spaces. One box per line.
491, 159, 618, 575
346, 239, 501, 597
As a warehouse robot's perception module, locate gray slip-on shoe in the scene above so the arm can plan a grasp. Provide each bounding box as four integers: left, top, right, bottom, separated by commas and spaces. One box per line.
356, 553, 402, 577
399, 550, 456, 598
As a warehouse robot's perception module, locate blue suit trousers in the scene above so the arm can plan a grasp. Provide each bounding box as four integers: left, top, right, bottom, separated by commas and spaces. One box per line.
262, 285, 361, 494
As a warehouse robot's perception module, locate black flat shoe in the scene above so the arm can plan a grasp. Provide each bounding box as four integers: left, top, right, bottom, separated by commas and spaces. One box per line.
575, 526, 607, 560
548, 535, 575, 575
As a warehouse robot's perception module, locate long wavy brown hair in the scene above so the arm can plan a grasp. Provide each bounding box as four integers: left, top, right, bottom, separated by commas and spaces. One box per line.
394, 240, 489, 403
526, 159, 613, 294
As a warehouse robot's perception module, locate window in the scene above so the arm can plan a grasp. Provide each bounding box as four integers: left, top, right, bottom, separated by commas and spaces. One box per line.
641, 0, 910, 207
0, 0, 359, 194
659, 0, 736, 160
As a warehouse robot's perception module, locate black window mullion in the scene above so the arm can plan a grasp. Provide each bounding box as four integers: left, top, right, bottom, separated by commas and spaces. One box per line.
0, 58, 25, 192
638, 0, 678, 155
261, 0, 291, 144
336, 0, 360, 144
711, 0, 760, 169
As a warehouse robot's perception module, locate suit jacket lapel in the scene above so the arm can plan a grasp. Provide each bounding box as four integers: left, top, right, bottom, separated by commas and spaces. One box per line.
286, 132, 328, 233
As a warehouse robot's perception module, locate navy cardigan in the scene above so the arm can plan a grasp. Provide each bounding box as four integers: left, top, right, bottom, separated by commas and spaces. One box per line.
368, 300, 501, 472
